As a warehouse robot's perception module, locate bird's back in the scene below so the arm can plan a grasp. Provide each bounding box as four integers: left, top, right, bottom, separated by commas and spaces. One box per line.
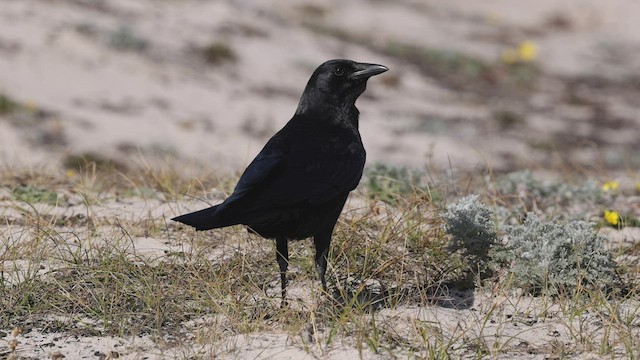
216, 111, 366, 239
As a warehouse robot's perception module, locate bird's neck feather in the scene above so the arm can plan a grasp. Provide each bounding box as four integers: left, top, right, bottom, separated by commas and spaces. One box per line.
295, 89, 360, 129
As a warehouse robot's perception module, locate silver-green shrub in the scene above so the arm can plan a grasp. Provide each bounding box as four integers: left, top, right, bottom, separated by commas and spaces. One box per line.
443, 195, 497, 258
497, 170, 600, 203
504, 214, 617, 296
496, 170, 603, 223
442, 195, 498, 286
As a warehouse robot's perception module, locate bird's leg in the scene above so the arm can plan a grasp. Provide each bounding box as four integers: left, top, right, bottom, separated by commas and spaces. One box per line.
313, 232, 331, 293
275, 237, 289, 301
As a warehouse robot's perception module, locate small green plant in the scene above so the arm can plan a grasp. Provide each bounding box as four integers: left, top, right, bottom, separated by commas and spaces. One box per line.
493, 109, 524, 130
108, 26, 148, 51
442, 195, 497, 287
202, 42, 237, 65
0, 93, 19, 114
497, 170, 549, 198
12, 185, 60, 205
502, 214, 618, 296
295, 3, 328, 17
365, 163, 424, 203
63, 152, 128, 173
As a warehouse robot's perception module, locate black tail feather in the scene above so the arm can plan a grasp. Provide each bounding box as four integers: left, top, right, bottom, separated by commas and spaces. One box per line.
171, 205, 232, 231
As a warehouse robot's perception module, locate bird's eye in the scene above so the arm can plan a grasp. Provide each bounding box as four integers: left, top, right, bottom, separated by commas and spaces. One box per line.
333, 67, 344, 76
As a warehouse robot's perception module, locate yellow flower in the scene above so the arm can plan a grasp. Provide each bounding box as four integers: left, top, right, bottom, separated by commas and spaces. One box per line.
501, 41, 538, 64
517, 41, 538, 62
602, 180, 619, 192
636, 182, 640, 194
604, 210, 620, 226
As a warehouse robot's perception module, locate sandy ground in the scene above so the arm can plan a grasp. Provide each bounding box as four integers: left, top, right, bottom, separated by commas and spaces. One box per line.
1, 0, 639, 174
2, 0, 640, 359
2, 194, 638, 359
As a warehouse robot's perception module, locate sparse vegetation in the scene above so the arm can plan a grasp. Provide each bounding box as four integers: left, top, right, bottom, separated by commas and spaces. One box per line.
63, 152, 128, 173
1, 164, 638, 358
495, 170, 603, 222
364, 163, 429, 203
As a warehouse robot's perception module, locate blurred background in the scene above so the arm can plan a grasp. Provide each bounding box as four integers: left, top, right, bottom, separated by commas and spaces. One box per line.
1, 0, 639, 180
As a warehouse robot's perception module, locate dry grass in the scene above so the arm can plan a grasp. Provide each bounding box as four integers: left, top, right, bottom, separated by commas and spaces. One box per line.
1, 162, 639, 359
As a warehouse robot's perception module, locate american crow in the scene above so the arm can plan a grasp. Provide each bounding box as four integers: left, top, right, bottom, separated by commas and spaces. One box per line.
173, 59, 388, 299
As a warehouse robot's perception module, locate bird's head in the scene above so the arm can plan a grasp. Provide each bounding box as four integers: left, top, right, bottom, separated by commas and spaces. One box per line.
296, 59, 388, 115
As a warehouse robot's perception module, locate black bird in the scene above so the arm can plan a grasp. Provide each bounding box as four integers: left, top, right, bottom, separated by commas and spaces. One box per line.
172, 59, 388, 299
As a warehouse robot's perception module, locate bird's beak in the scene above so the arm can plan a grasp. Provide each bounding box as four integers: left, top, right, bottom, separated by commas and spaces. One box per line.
350, 63, 389, 81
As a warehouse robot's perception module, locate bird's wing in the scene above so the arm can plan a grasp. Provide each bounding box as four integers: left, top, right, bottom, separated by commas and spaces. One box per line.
224, 148, 362, 211
307, 156, 364, 204
260, 147, 364, 206
222, 121, 365, 211
227, 150, 283, 201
